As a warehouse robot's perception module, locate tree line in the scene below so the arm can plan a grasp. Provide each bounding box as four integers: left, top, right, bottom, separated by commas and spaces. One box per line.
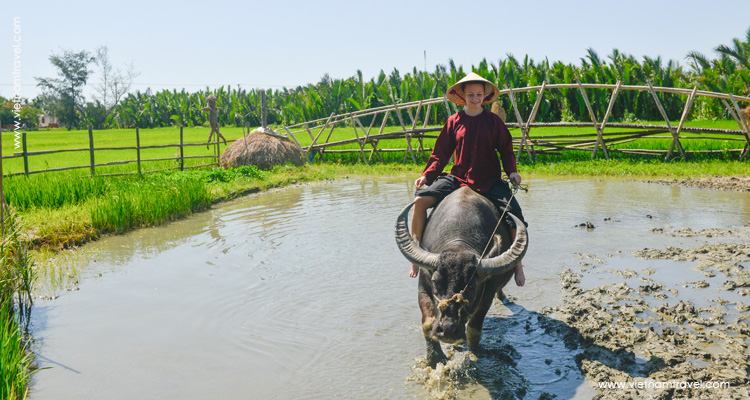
3, 28, 748, 130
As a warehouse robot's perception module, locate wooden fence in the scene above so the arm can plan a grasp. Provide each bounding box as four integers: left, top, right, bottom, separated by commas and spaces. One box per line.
1, 126, 229, 178
279, 80, 750, 163
1, 82, 749, 181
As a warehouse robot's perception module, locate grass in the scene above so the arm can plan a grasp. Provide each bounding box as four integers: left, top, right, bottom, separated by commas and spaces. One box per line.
1, 205, 36, 400
0, 126, 249, 176
0, 300, 34, 400
2, 119, 746, 176
88, 176, 213, 234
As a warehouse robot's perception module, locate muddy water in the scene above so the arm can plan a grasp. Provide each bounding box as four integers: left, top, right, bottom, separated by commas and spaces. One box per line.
29, 178, 750, 399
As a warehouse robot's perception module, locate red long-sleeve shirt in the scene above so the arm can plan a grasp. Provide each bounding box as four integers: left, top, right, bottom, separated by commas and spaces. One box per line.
422, 109, 517, 194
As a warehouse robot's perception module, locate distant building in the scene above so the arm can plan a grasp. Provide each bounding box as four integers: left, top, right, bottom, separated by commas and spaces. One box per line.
39, 113, 59, 128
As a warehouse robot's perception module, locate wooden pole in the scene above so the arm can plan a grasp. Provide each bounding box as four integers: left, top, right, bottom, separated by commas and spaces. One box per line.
88, 126, 96, 176
354, 115, 376, 162
349, 113, 367, 163
647, 79, 685, 160
368, 110, 388, 163
136, 127, 142, 174
393, 102, 417, 163
729, 95, 750, 159
668, 86, 698, 158
302, 123, 316, 141
180, 126, 185, 171
22, 132, 28, 175
526, 81, 547, 128
506, 85, 534, 161
721, 97, 750, 159
523, 81, 547, 160
600, 80, 622, 128
594, 80, 622, 159
422, 103, 432, 129
443, 97, 453, 118
284, 126, 306, 161
575, 77, 609, 160
310, 112, 335, 149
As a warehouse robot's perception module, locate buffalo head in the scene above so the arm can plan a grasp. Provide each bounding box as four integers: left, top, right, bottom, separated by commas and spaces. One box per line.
395, 198, 528, 347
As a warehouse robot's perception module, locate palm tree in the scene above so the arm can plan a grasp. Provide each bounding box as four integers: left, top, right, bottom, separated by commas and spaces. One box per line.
714, 27, 750, 70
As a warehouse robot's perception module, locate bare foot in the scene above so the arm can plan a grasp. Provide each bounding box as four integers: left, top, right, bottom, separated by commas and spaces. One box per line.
409, 263, 419, 278
514, 262, 525, 287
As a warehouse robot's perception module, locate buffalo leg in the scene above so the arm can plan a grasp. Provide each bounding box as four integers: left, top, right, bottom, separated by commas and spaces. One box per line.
467, 276, 510, 347
467, 285, 494, 347
425, 338, 446, 368
419, 289, 446, 367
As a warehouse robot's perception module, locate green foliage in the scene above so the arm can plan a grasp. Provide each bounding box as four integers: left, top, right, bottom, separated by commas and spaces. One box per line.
4, 173, 114, 211
107, 46, 748, 131
161, 166, 266, 183
1, 205, 36, 400
0, 299, 34, 400
0, 98, 42, 128
88, 174, 213, 234
3, 167, 264, 216
82, 101, 108, 129
35, 50, 96, 130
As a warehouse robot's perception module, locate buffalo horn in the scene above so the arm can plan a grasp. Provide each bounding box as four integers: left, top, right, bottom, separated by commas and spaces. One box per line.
394, 202, 440, 270
476, 213, 529, 276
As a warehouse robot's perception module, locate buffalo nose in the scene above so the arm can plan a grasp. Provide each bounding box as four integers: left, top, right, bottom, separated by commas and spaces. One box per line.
434, 321, 459, 340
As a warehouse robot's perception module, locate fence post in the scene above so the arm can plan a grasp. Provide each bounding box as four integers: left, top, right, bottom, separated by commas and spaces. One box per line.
88, 125, 96, 176
136, 127, 141, 174
22, 132, 29, 175
180, 125, 184, 171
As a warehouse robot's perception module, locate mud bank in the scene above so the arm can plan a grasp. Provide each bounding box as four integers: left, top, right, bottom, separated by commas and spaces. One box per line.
543, 226, 750, 399
647, 176, 750, 192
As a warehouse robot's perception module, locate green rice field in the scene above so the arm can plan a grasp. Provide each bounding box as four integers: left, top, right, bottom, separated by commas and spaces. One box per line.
1, 119, 747, 178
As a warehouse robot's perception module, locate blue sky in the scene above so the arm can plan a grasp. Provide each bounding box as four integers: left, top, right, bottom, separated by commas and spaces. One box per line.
4, 0, 750, 100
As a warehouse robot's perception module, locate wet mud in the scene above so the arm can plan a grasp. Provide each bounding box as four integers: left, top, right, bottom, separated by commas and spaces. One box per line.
546, 225, 750, 399
647, 176, 750, 192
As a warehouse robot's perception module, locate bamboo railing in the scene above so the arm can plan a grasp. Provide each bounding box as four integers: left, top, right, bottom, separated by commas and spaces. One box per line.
1, 83, 748, 186
279, 82, 750, 162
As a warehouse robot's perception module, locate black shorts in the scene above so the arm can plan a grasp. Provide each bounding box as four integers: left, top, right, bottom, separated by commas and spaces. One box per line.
415, 174, 527, 228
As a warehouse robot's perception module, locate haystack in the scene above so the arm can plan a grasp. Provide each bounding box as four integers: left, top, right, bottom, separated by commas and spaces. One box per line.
219, 128, 305, 169
491, 101, 507, 122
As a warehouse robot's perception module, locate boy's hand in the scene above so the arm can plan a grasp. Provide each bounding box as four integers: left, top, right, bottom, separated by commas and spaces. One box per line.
509, 172, 522, 185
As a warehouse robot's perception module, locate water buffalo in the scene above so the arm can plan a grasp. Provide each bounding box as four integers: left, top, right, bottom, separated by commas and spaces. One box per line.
395, 186, 528, 367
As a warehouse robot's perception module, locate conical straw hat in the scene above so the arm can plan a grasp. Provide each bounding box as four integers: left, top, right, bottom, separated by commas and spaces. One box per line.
446, 72, 500, 106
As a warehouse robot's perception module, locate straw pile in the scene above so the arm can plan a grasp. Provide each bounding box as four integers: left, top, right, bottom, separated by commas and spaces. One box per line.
491, 101, 507, 122
219, 128, 305, 169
